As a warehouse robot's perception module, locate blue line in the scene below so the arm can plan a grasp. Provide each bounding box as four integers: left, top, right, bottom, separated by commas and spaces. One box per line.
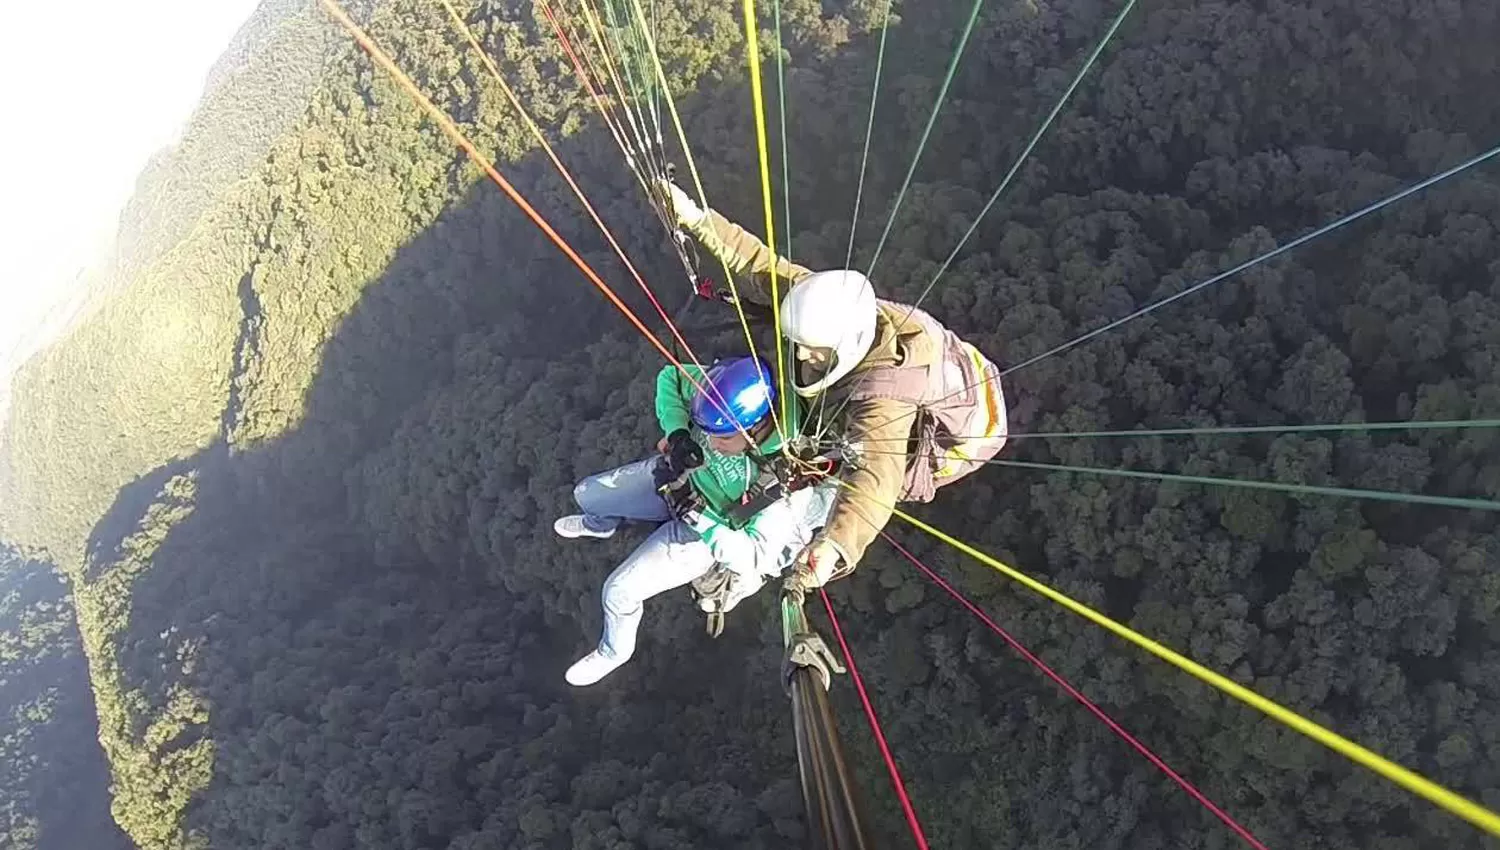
1001, 143, 1500, 378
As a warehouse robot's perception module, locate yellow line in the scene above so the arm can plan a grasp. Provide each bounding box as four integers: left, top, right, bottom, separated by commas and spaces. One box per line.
739, 0, 789, 432
621, 0, 785, 442
873, 498, 1500, 836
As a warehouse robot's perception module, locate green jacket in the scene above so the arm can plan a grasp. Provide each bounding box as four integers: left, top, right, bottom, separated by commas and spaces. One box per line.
653, 362, 798, 527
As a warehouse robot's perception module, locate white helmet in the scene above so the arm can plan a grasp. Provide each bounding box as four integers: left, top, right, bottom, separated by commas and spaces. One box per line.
779, 270, 878, 397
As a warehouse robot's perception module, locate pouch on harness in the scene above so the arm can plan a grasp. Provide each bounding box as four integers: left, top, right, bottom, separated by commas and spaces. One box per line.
847, 302, 1009, 502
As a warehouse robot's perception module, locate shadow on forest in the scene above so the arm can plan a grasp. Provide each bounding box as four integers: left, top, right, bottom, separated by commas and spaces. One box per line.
77, 75, 813, 847
0, 552, 130, 850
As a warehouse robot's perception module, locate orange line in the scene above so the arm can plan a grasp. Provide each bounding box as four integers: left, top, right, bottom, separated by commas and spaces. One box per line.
438, 0, 706, 370
316, 0, 718, 405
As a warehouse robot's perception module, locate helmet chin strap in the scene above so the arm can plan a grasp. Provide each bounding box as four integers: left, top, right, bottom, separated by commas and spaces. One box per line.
744, 416, 777, 453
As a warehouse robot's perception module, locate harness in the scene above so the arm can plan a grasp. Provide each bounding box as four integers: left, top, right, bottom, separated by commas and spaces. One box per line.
849, 302, 1008, 502
659, 440, 848, 638
726, 448, 841, 527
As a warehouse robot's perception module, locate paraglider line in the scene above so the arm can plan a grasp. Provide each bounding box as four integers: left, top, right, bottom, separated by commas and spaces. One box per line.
843, 0, 892, 272
839, 418, 1500, 443
441, 0, 715, 388
537, 0, 657, 196
819, 589, 931, 850
317, 0, 736, 428
863, 490, 1500, 837
740, 0, 791, 434
581, 0, 662, 180
864, 0, 986, 276
773, 0, 794, 256
1002, 142, 1500, 378
623, 0, 787, 441
852, 450, 1500, 512
841, 141, 1500, 446
814, 0, 1135, 444
878, 531, 1270, 849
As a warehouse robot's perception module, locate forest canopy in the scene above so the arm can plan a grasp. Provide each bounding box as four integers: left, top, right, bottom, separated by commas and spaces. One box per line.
1, 0, 1498, 848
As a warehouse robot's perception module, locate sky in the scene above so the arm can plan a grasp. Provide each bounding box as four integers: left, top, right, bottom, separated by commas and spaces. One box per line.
0, 0, 264, 411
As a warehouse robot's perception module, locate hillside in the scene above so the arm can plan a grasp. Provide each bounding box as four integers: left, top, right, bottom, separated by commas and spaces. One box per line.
2, 0, 1499, 847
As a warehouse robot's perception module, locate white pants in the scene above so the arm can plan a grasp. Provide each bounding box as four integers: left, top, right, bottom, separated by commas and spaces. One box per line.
572, 457, 720, 661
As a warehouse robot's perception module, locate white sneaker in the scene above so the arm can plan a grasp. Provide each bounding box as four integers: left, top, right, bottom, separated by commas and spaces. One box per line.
554, 514, 618, 539
565, 650, 627, 686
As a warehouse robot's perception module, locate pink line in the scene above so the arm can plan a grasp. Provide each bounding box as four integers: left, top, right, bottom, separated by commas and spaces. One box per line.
819, 589, 931, 850
878, 532, 1270, 850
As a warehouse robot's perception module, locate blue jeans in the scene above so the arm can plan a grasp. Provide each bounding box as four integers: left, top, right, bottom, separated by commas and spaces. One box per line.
573, 457, 717, 661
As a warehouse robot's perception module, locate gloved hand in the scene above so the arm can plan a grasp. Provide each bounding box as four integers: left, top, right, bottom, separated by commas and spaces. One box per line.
659, 428, 704, 477
658, 178, 706, 228
783, 538, 843, 595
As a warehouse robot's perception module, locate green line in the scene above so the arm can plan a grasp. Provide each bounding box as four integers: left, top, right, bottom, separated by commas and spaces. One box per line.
865, 0, 985, 276
773, 0, 792, 247
994, 458, 1500, 512
600, 0, 655, 146
579, 0, 656, 172
840, 418, 1500, 444
820, 0, 894, 443
911, 0, 1135, 304
820, 0, 1132, 444
844, 0, 892, 270
623, 0, 786, 440
626, 0, 665, 146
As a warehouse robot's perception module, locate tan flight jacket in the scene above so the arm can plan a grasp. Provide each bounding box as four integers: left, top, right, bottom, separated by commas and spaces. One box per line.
685, 208, 945, 568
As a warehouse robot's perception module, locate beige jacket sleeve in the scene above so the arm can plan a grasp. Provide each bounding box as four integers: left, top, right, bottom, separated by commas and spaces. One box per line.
821, 394, 919, 569
685, 207, 812, 304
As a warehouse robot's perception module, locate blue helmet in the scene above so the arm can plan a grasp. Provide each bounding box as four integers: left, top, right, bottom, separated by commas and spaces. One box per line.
690, 356, 776, 436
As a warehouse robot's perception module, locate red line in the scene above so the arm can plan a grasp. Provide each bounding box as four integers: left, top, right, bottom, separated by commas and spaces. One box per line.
878, 532, 1271, 850
539, 0, 636, 170
534, 0, 752, 429
477, 1, 699, 365
819, 590, 931, 850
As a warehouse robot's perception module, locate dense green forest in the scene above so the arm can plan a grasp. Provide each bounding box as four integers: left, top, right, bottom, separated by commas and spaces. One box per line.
0, 545, 128, 849
1, 0, 1498, 847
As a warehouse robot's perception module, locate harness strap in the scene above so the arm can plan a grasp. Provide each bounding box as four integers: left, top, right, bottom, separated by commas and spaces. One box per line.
728, 454, 840, 525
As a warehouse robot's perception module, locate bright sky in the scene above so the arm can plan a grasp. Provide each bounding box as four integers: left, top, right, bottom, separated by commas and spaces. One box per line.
0, 0, 263, 397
